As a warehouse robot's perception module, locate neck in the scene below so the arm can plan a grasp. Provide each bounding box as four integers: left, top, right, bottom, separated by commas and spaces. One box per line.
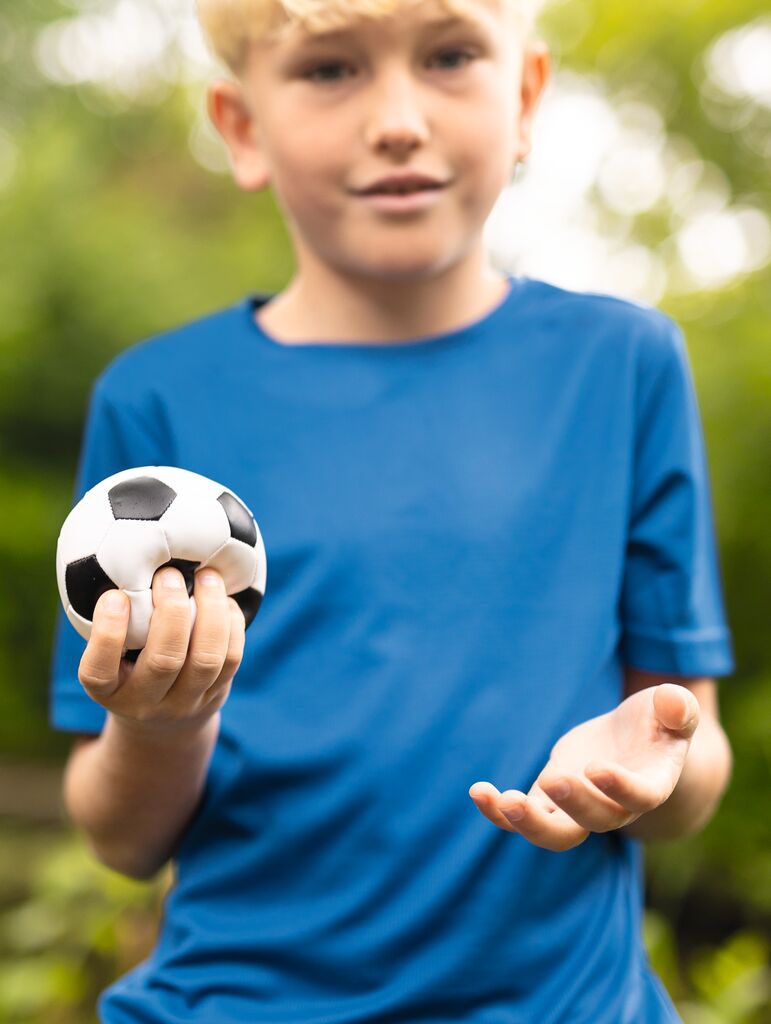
254, 252, 510, 346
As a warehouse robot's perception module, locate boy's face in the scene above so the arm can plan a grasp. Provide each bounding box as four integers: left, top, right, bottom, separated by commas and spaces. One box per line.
208, 0, 549, 283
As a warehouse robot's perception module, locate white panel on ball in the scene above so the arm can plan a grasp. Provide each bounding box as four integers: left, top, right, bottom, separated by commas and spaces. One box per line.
56, 544, 69, 617
97, 521, 172, 592
124, 588, 156, 651
68, 604, 95, 644
58, 488, 116, 565
161, 493, 231, 563
252, 530, 267, 595
201, 537, 258, 594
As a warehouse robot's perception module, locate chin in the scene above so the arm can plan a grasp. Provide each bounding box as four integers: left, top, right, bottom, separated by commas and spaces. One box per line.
339, 245, 461, 283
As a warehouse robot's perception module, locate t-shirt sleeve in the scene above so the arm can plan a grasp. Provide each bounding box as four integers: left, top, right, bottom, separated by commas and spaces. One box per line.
619, 314, 735, 678
49, 370, 168, 733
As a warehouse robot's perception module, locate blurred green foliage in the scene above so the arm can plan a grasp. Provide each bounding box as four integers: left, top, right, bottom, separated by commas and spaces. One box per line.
644, 909, 771, 1024
0, 821, 768, 1023
0, 0, 769, 1021
0, 822, 170, 1024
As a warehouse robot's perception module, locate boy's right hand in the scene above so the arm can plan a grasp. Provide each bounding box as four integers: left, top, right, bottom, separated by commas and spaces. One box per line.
78, 567, 246, 735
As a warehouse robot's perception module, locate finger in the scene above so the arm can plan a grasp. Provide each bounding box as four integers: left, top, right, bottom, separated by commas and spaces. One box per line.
539, 771, 637, 832
468, 782, 521, 833
202, 599, 246, 708
470, 782, 589, 851
526, 779, 562, 814
165, 569, 230, 704
584, 760, 671, 815
131, 568, 192, 700
78, 589, 130, 700
497, 789, 590, 852
653, 683, 700, 738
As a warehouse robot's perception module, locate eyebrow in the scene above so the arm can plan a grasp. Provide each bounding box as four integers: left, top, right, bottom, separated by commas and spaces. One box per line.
290, 15, 488, 47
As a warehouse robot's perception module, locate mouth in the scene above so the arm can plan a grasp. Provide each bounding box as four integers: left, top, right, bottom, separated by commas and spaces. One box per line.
354, 182, 448, 214
360, 181, 445, 196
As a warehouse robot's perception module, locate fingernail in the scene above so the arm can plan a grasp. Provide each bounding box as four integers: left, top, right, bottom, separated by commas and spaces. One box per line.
551, 781, 570, 799
104, 590, 126, 612
161, 569, 184, 589
198, 570, 221, 587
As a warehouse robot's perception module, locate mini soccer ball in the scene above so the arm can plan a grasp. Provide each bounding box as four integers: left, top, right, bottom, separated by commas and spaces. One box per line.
56, 466, 267, 658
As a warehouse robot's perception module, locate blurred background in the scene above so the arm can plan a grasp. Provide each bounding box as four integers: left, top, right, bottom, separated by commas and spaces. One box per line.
0, 0, 769, 1020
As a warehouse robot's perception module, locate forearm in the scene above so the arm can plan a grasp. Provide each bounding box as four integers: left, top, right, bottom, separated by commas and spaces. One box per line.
63, 711, 220, 879
620, 714, 733, 841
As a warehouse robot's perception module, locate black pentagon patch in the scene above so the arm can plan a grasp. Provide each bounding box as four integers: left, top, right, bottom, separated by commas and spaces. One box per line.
157, 558, 200, 597
218, 492, 257, 547
109, 477, 177, 521
123, 648, 142, 663
231, 587, 263, 629
66, 555, 118, 621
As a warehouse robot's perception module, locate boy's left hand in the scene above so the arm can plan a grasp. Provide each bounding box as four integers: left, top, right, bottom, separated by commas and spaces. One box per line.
469, 683, 700, 851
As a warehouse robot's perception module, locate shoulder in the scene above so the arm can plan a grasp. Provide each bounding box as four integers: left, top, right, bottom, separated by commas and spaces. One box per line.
94, 298, 247, 408
518, 276, 685, 365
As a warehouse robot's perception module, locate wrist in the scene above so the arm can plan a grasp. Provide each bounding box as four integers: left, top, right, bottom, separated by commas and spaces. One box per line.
619, 717, 732, 842
105, 708, 221, 751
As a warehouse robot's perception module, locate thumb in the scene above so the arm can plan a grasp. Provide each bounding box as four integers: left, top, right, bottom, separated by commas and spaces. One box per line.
653, 683, 700, 738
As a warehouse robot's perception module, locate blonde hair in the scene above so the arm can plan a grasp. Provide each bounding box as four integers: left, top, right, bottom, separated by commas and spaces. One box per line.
197, 0, 534, 77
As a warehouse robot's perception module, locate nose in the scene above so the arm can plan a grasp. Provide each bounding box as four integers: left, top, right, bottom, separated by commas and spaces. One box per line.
364, 67, 430, 156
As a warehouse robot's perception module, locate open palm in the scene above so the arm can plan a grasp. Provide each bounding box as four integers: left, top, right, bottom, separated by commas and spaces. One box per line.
469, 683, 700, 851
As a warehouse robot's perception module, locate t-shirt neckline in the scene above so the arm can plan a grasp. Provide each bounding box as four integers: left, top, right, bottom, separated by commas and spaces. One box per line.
241, 274, 523, 352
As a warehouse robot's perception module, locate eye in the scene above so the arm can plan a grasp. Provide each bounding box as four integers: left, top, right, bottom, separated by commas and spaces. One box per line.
430, 47, 476, 71
303, 47, 477, 85
304, 61, 352, 85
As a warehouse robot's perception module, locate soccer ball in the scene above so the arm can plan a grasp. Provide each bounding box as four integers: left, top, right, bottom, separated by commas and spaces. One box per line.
56, 466, 267, 658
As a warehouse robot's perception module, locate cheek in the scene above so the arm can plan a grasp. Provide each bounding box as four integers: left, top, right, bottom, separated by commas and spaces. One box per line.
269, 123, 347, 214
454, 116, 513, 200
447, 78, 517, 184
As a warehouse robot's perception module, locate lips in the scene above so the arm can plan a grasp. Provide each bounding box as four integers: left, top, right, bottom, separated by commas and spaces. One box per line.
356, 174, 446, 195
356, 187, 446, 214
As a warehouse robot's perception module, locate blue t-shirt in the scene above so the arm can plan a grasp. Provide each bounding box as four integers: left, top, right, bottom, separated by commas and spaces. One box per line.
50, 275, 734, 1024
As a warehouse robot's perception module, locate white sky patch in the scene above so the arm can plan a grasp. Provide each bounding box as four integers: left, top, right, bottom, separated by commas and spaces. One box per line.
703, 17, 771, 109
486, 71, 769, 302
30, 2, 771, 302
34, 0, 180, 102
593, 108, 667, 216
675, 208, 771, 290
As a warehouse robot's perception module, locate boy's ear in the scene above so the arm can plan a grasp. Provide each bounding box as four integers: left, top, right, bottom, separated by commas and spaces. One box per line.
514, 40, 551, 165
206, 80, 271, 192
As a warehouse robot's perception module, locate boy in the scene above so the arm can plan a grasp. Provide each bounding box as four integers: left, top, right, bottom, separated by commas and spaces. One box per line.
49, 0, 735, 1021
